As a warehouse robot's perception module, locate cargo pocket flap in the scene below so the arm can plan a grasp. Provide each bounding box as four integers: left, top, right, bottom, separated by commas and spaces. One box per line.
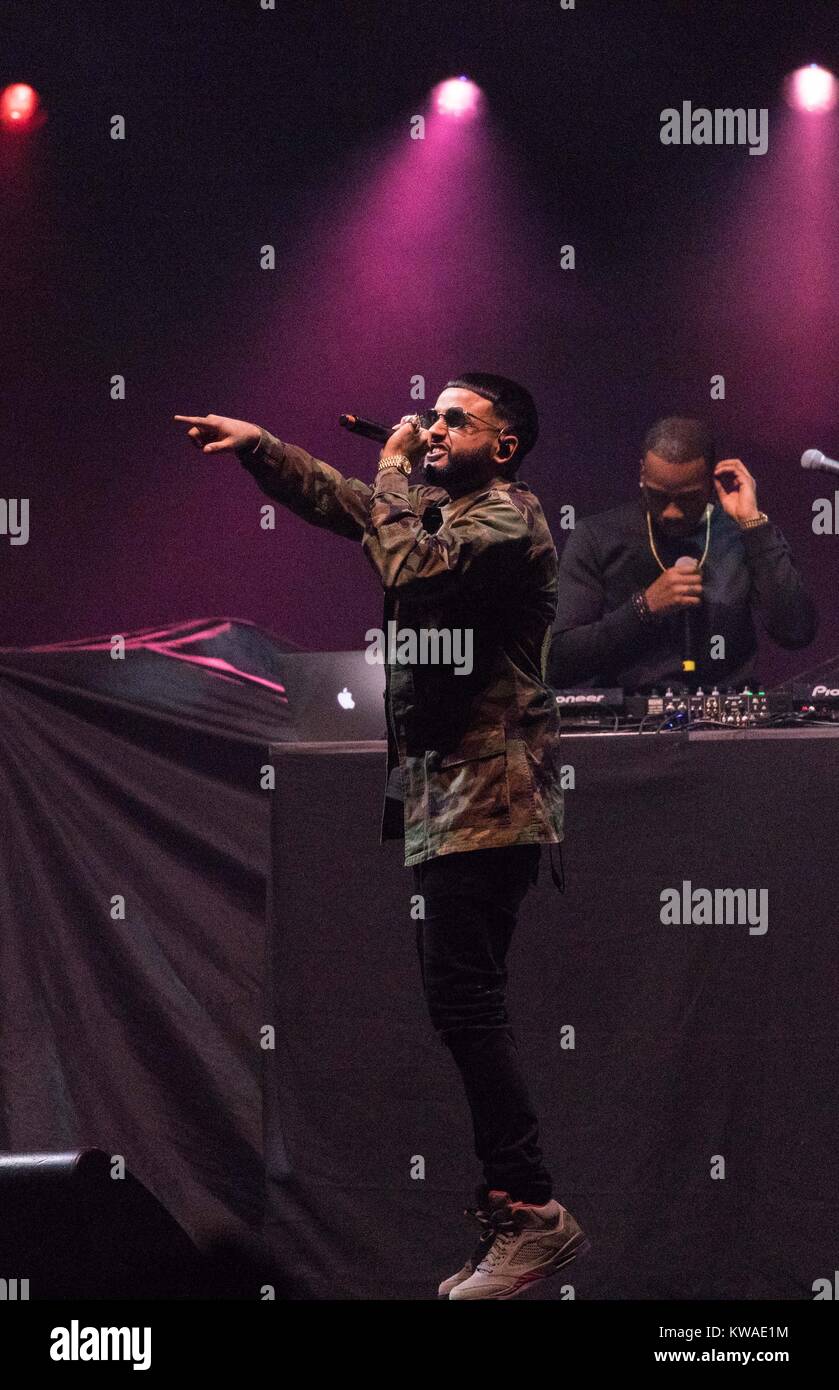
439, 729, 506, 767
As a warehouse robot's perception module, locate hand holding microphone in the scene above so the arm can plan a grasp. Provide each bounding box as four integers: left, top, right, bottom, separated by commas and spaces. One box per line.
340, 411, 434, 466
644, 558, 703, 617
378, 413, 432, 468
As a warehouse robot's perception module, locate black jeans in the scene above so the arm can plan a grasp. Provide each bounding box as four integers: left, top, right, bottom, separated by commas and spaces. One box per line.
411, 843, 553, 1205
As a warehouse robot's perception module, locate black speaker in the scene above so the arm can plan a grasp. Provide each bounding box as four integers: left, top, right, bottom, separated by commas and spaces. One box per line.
0, 1149, 203, 1298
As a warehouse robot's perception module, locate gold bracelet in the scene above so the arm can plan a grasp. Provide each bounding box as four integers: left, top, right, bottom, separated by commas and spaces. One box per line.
377, 454, 411, 477
738, 512, 769, 529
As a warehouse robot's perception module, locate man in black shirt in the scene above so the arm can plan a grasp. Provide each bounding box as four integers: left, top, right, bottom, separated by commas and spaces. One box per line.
548, 417, 818, 691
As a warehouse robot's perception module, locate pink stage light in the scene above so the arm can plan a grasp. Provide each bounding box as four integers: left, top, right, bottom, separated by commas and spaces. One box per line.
434, 76, 482, 118
0, 83, 40, 129
784, 65, 838, 114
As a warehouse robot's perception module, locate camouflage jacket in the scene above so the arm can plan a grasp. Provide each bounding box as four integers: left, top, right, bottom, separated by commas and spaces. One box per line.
237, 428, 564, 867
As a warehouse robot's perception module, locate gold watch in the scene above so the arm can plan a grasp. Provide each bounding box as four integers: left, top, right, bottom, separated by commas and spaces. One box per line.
738, 512, 769, 529
377, 454, 411, 477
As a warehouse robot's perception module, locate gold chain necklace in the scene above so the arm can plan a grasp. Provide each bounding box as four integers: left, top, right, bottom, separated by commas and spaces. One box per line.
646, 503, 712, 573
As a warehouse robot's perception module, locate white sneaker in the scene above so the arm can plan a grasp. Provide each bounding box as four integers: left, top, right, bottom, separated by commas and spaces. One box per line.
438, 1190, 496, 1297
448, 1190, 590, 1300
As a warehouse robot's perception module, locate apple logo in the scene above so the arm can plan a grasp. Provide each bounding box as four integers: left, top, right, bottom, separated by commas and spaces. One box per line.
337, 687, 355, 710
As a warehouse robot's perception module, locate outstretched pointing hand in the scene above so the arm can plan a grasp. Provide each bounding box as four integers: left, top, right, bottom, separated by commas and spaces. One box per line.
173, 413, 261, 454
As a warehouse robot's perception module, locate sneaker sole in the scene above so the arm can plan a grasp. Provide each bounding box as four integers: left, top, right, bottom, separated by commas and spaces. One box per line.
450, 1231, 591, 1301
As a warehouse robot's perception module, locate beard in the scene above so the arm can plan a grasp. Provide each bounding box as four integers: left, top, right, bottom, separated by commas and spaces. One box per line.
420, 438, 495, 494
655, 511, 709, 539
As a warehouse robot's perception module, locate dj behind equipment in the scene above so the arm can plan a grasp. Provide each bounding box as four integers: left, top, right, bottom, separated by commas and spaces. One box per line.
547, 417, 821, 729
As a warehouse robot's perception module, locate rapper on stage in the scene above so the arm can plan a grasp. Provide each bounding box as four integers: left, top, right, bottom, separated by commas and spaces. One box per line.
175, 373, 589, 1300
548, 416, 818, 692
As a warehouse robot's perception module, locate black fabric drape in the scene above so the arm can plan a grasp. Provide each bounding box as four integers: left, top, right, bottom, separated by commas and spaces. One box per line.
266, 733, 839, 1299
4, 621, 838, 1300
0, 618, 295, 1253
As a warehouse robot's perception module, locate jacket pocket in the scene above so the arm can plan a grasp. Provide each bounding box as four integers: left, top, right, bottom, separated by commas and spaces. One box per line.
438, 729, 505, 767
430, 729, 510, 829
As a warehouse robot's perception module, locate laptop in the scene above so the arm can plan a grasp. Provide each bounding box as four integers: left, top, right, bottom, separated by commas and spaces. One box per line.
280, 650, 388, 743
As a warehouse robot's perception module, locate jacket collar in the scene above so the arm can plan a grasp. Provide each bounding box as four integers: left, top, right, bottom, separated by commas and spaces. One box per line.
440, 476, 522, 523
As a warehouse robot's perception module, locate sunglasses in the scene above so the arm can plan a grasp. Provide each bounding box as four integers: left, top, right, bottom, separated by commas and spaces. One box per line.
418, 407, 504, 436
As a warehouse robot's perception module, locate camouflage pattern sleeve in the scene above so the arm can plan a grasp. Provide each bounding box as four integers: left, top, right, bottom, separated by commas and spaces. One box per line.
235, 428, 372, 541
362, 467, 527, 600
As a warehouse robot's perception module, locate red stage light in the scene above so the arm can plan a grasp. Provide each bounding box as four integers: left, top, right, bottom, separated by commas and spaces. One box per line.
784, 65, 838, 114
0, 83, 40, 130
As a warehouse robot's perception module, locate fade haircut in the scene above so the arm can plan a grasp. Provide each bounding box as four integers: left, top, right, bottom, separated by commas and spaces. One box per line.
444, 372, 539, 474
642, 416, 716, 470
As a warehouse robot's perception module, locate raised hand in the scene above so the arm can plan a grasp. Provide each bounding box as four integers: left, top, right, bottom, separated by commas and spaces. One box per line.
714, 458, 760, 524
173, 413, 262, 454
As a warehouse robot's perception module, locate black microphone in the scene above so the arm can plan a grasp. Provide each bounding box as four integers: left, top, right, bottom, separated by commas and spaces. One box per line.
339, 413, 392, 443
674, 555, 699, 676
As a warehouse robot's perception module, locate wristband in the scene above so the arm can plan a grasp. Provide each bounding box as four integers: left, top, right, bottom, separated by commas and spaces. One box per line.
631, 589, 656, 624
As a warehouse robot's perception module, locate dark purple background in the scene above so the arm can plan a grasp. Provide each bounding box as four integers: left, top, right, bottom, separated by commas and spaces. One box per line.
4, 0, 839, 685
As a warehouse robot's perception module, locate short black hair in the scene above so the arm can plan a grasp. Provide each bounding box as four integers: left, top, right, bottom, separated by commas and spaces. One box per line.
642, 416, 716, 470
444, 372, 539, 471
